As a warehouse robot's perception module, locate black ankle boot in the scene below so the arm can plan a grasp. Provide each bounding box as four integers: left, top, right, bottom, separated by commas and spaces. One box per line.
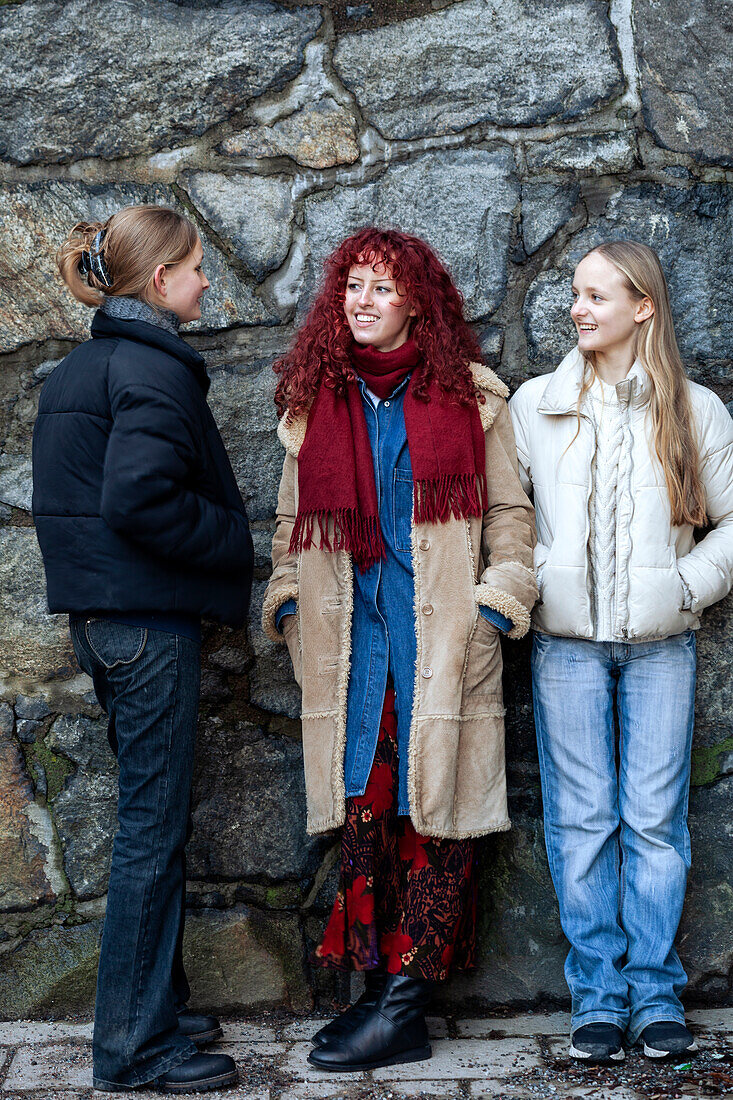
312, 970, 387, 1048
307, 973, 433, 1072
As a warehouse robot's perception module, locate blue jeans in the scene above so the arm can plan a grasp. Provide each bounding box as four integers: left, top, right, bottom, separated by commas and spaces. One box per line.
531, 631, 697, 1042
70, 618, 200, 1089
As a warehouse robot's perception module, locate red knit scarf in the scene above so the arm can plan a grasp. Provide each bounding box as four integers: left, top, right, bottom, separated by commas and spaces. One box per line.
289, 340, 488, 572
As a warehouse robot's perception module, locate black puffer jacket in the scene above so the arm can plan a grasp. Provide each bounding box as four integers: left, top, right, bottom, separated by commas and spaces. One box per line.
32, 311, 253, 626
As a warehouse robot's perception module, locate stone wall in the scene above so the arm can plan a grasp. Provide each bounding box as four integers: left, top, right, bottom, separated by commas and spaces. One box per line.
0, 0, 731, 1018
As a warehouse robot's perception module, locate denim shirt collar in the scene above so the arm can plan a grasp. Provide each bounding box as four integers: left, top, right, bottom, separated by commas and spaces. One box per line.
356, 372, 412, 407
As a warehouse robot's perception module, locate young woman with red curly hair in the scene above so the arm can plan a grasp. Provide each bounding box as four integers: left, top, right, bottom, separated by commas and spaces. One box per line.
263, 228, 537, 1071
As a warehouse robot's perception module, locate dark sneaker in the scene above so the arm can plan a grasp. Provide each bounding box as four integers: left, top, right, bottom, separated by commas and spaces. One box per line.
157, 1053, 238, 1092
176, 1008, 223, 1046
570, 1023, 625, 1063
640, 1021, 698, 1060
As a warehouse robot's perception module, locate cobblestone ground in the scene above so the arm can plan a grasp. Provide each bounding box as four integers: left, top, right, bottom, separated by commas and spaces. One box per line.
1, 1009, 732, 1099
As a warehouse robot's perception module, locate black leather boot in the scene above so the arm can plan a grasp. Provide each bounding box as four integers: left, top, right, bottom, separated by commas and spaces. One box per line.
177, 1007, 223, 1046
308, 973, 433, 1072
156, 1052, 238, 1092
312, 970, 388, 1047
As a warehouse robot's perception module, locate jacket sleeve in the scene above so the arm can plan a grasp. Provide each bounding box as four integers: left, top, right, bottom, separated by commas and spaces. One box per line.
476, 398, 539, 638
509, 383, 551, 585
101, 381, 252, 573
262, 450, 300, 644
676, 392, 733, 613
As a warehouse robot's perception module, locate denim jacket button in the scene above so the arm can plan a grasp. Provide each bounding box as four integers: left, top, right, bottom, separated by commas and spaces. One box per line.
384, 400, 391, 407
421, 666, 433, 678
422, 604, 434, 615
419, 538, 430, 551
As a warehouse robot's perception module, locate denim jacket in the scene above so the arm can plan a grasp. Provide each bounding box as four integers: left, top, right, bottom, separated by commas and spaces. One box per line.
277, 376, 511, 814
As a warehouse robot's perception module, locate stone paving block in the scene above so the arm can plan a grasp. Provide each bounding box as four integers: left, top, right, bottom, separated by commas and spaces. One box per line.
468, 1084, 537, 1099
426, 1016, 449, 1039
282, 1041, 366, 1083
457, 1012, 570, 1038
0, 1021, 93, 1045
132, 1091, 270, 1100
219, 1022, 279, 1043
279, 1087, 370, 1100
214, 1040, 285, 1061
3, 1043, 92, 1090
374, 1084, 464, 1097
371, 1037, 543, 1080
688, 1008, 733, 1033
282, 1018, 330, 1041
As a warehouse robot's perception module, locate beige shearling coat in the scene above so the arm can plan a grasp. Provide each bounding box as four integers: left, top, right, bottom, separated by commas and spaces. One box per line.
262, 364, 538, 839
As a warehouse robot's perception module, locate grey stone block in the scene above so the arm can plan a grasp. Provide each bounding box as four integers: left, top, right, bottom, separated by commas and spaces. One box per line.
0, 0, 321, 164
635, 0, 733, 166
47, 714, 118, 900
0, 921, 102, 1018
221, 98, 359, 170
521, 183, 580, 255
15, 694, 51, 721
188, 716, 325, 882
333, 0, 623, 139
0, 527, 74, 680
184, 173, 294, 282
525, 131, 638, 174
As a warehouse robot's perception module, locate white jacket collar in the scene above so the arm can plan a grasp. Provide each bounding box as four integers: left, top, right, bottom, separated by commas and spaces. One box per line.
538, 347, 651, 415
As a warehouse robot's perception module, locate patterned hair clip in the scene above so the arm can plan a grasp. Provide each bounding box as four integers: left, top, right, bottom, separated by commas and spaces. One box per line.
78, 228, 112, 288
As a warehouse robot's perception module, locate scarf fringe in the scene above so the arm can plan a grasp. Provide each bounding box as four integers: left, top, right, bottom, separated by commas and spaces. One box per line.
413, 473, 489, 525
290, 508, 385, 573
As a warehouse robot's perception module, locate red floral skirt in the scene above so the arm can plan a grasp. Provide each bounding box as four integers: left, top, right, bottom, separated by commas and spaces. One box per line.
314, 688, 477, 982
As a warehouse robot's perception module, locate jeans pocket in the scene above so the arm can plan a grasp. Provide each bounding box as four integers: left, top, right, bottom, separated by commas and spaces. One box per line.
393, 469, 413, 553
84, 619, 148, 670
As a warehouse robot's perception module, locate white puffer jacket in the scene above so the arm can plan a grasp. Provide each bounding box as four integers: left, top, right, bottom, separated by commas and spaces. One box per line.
510, 348, 733, 641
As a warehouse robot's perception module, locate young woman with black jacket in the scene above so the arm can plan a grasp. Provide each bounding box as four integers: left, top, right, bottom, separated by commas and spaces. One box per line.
32, 205, 253, 1094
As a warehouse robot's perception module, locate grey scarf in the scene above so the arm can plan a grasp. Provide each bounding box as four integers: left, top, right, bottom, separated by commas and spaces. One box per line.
101, 295, 181, 337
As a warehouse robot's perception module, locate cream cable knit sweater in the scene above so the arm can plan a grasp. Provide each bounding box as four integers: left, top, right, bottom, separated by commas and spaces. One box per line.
587, 377, 625, 641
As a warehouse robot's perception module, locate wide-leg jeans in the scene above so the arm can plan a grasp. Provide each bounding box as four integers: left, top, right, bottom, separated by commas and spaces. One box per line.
70, 617, 200, 1089
531, 630, 697, 1042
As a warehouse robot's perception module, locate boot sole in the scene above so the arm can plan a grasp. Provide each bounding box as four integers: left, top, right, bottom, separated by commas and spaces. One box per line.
308, 1044, 432, 1073
190, 1027, 224, 1046
643, 1040, 698, 1060
569, 1043, 625, 1063
159, 1069, 238, 1092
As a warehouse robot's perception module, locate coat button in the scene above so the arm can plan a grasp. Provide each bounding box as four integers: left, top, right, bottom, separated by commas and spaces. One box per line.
419, 538, 430, 551
421, 666, 433, 678
384, 400, 391, 407
422, 604, 434, 615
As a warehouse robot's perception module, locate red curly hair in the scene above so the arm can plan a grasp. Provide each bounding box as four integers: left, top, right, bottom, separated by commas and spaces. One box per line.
274, 227, 484, 417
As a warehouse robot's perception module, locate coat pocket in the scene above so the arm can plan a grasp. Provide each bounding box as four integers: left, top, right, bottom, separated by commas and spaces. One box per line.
462, 610, 503, 713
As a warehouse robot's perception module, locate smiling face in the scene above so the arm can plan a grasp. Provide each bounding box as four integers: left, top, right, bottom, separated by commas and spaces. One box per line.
151, 237, 209, 323
570, 251, 653, 365
344, 261, 416, 352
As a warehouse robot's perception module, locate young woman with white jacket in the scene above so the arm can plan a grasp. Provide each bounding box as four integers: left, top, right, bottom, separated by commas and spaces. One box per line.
510, 241, 733, 1065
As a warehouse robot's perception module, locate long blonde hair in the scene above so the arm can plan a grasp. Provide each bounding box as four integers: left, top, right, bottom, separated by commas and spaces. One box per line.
574, 240, 706, 527
57, 205, 198, 308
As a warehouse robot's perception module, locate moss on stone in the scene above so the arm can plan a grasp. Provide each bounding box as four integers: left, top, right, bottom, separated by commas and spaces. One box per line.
22, 737, 73, 803
690, 737, 733, 787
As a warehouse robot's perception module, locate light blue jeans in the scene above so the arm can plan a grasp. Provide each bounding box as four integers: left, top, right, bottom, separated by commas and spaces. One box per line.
531, 630, 697, 1042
